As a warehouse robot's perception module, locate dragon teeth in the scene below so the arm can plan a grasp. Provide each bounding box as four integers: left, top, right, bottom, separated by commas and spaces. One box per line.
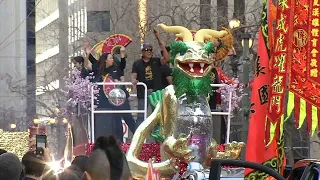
200, 63, 204, 73
189, 63, 194, 72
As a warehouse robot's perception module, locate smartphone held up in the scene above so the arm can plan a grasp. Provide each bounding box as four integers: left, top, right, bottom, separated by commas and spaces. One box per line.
36, 135, 47, 155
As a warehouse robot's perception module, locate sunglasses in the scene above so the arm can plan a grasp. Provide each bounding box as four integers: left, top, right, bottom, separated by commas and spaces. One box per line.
143, 48, 153, 52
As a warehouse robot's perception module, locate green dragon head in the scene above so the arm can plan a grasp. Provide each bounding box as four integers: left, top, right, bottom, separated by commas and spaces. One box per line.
158, 24, 233, 97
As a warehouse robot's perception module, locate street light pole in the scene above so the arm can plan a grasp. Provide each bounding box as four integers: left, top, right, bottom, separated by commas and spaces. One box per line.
230, 55, 240, 78
241, 33, 251, 144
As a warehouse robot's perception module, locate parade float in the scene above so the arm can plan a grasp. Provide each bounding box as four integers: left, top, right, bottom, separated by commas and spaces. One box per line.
67, 23, 245, 179
125, 24, 244, 179
2, 0, 320, 179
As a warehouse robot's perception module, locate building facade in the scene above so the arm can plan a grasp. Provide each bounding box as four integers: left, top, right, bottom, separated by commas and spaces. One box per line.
0, 0, 36, 131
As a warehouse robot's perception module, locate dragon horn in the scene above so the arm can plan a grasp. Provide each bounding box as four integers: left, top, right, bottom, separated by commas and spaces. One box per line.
157, 24, 193, 42
194, 29, 229, 42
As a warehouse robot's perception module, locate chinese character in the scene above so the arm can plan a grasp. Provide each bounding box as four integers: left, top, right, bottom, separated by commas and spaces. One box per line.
315, 0, 320, 6
274, 54, 286, 72
250, 103, 256, 114
310, 68, 319, 77
311, 48, 319, 57
311, 38, 318, 47
276, 33, 287, 51
312, 28, 319, 36
313, 18, 320, 27
258, 85, 269, 105
278, 0, 289, 10
270, 96, 281, 113
311, 59, 318, 67
277, 14, 288, 33
272, 75, 284, 93
255, 56, 266, 77
313, 8, 320, 16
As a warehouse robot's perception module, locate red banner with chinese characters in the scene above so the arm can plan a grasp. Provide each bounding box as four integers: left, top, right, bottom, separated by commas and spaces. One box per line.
265, 0, 293, 144
286, 0, 320, 135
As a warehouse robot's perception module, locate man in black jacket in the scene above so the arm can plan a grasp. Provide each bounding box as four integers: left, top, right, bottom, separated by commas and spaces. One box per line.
131, 29, 170, 128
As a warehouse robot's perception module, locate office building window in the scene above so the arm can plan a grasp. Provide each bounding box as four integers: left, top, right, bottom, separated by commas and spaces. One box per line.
87, 11, 110, 32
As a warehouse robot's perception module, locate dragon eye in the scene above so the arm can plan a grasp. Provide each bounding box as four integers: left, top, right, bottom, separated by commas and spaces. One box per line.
180, 51, 186, 55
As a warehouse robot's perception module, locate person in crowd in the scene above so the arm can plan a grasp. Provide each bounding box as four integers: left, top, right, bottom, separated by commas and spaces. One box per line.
25, 141, 54, 180
0, 152, 23, 180
21, 151, 46, 180
131, 29, 170, 127
72, 56, 91, 78
93, 136, 131, 180
84, 149, 111, 180
70, 155, 88, 173
209, 68, 220, 110
0, 148, 6, 155
84, 43, 136, 135
209, 67, 226, 143
84, 52, 135, 141
51, 170, 81, 180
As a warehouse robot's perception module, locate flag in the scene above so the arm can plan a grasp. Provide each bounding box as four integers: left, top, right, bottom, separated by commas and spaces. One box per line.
244, 27, 279, 179
244, 0, 284, 178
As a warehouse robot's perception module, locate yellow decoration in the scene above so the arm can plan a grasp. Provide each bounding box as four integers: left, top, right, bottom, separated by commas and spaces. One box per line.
298, 99, 306, 129
33, 119, 41, 124
0, 129, 29, 159
266, 120, 277, 147
194, 29, 228, 42
287, 91, 295, 117
10, 124, 16, 129
280, 115, 284, 141
49, 119, 56, 124
311, 106, 318, 135
157, 24, 194, 42
62, 118, 68, 124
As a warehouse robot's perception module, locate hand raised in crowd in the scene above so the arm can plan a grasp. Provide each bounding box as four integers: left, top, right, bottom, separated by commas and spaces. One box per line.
83, 40, 92, 56
120, 46, 126, 58
41, 147, 52, 162
153, 28, 160, 40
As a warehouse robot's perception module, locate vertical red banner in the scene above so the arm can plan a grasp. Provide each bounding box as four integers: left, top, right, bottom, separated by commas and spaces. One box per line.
308, 1, 320, 82
265, 0, 294, 144
288, 0, 320, 109
287, 0, 320, 134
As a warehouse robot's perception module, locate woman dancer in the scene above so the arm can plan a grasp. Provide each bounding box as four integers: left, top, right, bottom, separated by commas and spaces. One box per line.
85, 52, 135, 142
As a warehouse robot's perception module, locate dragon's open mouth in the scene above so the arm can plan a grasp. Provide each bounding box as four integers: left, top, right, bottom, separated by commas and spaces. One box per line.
178, 61, 211, 75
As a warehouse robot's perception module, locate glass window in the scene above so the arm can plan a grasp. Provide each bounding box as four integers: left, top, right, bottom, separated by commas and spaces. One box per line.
87, 11, 110, 32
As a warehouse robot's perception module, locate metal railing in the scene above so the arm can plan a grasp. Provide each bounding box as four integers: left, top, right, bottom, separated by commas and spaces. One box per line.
210, 84, 233, 144
90, 82, 147, 143
89, 83, 233, 144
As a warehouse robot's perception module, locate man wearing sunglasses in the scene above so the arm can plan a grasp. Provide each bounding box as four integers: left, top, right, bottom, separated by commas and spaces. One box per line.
131, 29, 170, 129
